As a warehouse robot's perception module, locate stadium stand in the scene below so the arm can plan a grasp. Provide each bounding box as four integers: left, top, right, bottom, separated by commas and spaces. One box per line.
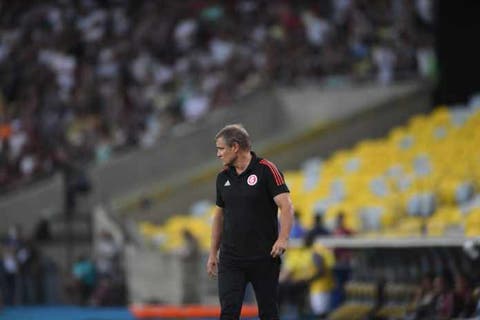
0, 0, 434, 195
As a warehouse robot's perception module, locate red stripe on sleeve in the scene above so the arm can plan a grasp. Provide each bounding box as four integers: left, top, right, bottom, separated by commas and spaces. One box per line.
266, 160, 284, 184
260, 159, 284, 186
262, 160, 283, 185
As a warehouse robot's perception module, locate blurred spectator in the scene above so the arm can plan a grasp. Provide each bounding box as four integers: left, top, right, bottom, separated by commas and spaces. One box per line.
452, 272, 476, 318
332, 212, 354, 265
279, 234, 335, 318
1, 224, 26, 305
308, 240, 336, 317
372, 42, 397, 85
407, 272, 436, 319
55, 147, 92, 212
0, 244, 18, 305
41, 255, 61, 305
178, 229, 200, 304
289, 211, 306, 241
279, 245, 310, 317
33, 216, 52, 243
89, 275, 125, 306
17, 238, 42, 305
431, 270, 455, 320
66, 254, 96, 305
94, 230, 120, 279
332, 212, 353, 238
305, 212, 330, 242
331, 212, 354, 309
0, 0, 434, 194
4, 225, 22, 249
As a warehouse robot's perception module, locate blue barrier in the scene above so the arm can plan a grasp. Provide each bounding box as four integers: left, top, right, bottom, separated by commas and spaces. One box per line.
0, 306, 135, 320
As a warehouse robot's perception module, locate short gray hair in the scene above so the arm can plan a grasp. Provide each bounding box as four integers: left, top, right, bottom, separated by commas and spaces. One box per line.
215, 124, 251, 150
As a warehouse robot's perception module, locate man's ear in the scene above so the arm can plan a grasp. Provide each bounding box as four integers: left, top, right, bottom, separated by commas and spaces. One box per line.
232, 142, 240, 153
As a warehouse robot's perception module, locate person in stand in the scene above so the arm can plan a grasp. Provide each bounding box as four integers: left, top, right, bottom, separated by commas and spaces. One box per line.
306, 212, 330, 241
179, 229, 201, 304
289, 211, 306, 241
207, 124, 294, 320
331, 212, 354, 309
279, 233, 335, 318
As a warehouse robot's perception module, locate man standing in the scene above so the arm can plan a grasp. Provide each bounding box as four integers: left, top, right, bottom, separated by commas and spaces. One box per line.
207, 124, 294, 319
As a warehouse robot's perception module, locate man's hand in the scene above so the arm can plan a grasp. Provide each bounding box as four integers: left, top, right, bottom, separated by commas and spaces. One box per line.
273, 193, 293, 258
207, 253, 218, 277
271, 238, 288, 258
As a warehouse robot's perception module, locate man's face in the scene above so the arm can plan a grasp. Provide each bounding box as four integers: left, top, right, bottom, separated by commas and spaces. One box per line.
216, 137, 237, 167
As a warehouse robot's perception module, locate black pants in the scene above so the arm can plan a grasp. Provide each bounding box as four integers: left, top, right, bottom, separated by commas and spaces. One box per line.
218, 256, 280, 320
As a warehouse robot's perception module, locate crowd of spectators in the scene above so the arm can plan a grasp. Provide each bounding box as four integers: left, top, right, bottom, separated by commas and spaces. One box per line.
0, 224, 61, 306
0, 0, 435, 193
0, 224, 124, 307
406, 271, 479, 319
